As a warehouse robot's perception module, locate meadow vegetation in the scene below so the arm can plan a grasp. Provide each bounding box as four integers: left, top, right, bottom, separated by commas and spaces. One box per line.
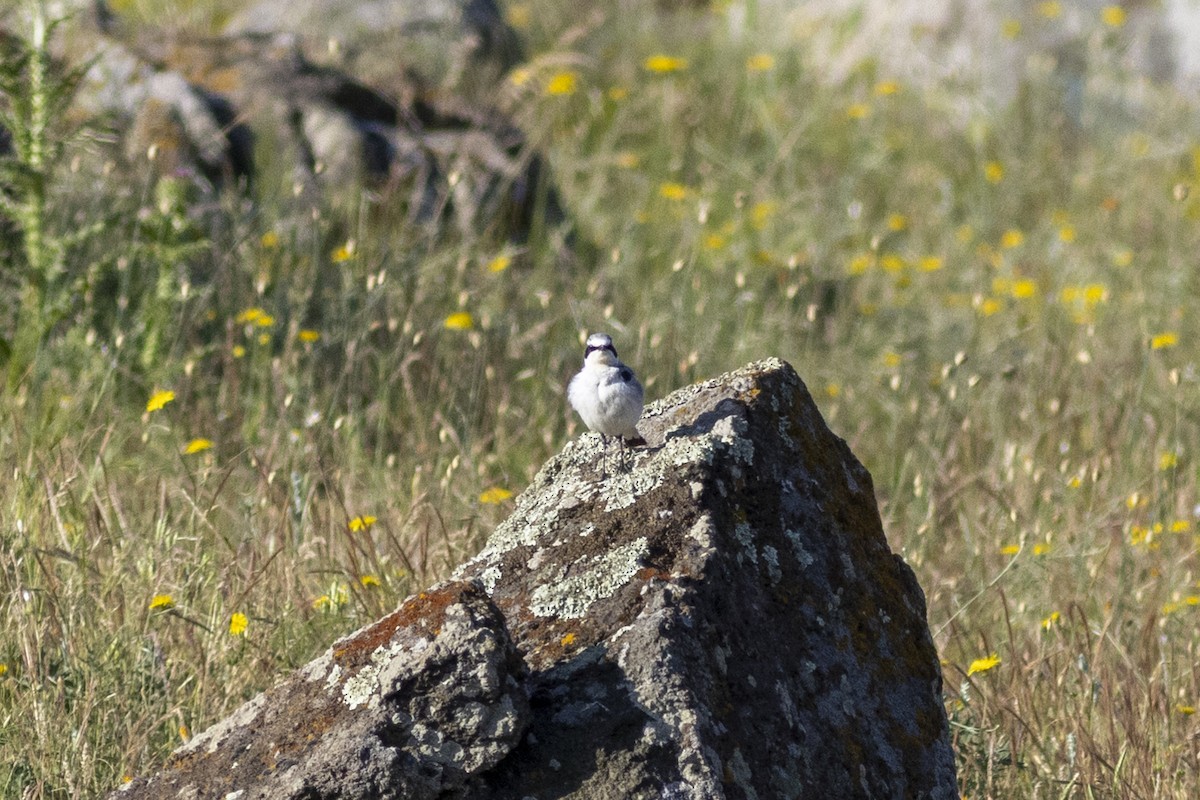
2, 0, 1200, 797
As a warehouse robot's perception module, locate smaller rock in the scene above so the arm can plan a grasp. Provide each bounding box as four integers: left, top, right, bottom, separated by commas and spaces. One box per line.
112, 580, 529, 800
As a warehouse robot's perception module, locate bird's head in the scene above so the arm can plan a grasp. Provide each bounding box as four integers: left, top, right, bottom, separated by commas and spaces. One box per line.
583, 332, 619, 366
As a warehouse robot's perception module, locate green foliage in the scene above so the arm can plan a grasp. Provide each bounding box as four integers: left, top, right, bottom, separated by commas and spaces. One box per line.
0, 1, 96, 387
2, 0, 1200, 797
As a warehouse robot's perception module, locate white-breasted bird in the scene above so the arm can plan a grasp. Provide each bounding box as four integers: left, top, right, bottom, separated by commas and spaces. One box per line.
568, 332, 644, 469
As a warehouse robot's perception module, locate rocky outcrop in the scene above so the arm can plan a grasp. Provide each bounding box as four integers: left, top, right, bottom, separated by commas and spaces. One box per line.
113, 359, 958, 799
33, 1, 556, 237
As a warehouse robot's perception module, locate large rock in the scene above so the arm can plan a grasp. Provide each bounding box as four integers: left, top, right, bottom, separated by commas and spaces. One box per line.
113, 359, 958, 798
454, 358, 958, 797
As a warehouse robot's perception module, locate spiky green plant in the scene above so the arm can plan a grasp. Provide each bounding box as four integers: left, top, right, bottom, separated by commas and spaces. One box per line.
0, 0, 91, 389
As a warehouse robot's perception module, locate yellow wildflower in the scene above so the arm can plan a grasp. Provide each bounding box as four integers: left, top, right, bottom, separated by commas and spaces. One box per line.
348, 515, 377, 532
232, 345, 246, 359
659, 182, 691, 201
1000, 229, 1024, 249
644, 55, 688, 74
1159, 452, 1178, 471
229, 612, 248, 636
1083, 284, 1107, 305
1058, 225, 1076, 243
508, 66, 533, 87
886, 213, 908, 232
331, 241, 355, 262
146, 390, 175, 412
1178, 705, 1197, 716
1041, 611, 1060, 629
918, 256, 944, 272
874, 80, 900, 96
298, 329, 321, 343
999, 544, 1020, 556
443, 312, 475, 331
479, 487, 515, 504
967, 654, 1001, 676
984, 161, 1004, 183
1001, 19, 1021, 39
1101, 6, 1126, 28
360, 575, 381, 588
978, 298, 1003, 316
560, 632, 577, 647
746, 53, 775, 72
750, 200, 777, 229
544, 70, 578, 96
149, 594, 175, 610
487, 255, 511, 273
846, 103, 871, 120
260, 231, 279, 248
183, 438, 213, 455
236, 307, 265, 324
1011, 279, 1037, 299
1150, 332, 1178, 350
1037, 1, 1062, 19
847, 254, 874, 275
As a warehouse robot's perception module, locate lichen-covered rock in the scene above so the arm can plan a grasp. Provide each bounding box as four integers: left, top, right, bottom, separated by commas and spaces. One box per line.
113, 359, 957, 798
453, 357, 958, 798
112, 581, 529, 800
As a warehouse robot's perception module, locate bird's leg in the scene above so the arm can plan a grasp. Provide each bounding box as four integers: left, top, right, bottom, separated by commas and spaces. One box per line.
598, 433, 610, 480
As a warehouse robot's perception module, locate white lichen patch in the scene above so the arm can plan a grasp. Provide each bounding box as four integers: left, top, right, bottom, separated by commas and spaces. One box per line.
479, 565, 502, 593
529, 537, 649, 618
598, 467, 665, 512
340, 666, 381, 710
338, 637, 427, 710
710, 415, 755, 465
762, 544, 782, 585
734, 523, 757, 564
784, 528, 815, 567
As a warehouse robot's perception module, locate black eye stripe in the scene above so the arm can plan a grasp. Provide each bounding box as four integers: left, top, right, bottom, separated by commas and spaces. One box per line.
586, 343, 617, 356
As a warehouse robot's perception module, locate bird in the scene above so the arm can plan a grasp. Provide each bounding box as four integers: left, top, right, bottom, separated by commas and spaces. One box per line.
568, 332, 644, 472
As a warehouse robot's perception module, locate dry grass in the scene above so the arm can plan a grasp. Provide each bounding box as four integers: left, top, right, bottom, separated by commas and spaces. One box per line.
2, 0, 1200, 797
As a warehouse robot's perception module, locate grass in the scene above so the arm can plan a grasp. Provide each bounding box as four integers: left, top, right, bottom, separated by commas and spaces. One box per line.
2, 0, 1200, 796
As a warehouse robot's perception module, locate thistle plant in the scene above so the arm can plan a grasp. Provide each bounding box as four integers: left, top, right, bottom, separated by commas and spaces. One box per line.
0, 0, 89, 389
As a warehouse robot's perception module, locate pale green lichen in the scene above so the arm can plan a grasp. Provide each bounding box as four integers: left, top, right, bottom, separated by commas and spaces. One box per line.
785, 528, 815, 567
529, 537, 649, 618
734, 522, 757, 564
762, 544, 782, 584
